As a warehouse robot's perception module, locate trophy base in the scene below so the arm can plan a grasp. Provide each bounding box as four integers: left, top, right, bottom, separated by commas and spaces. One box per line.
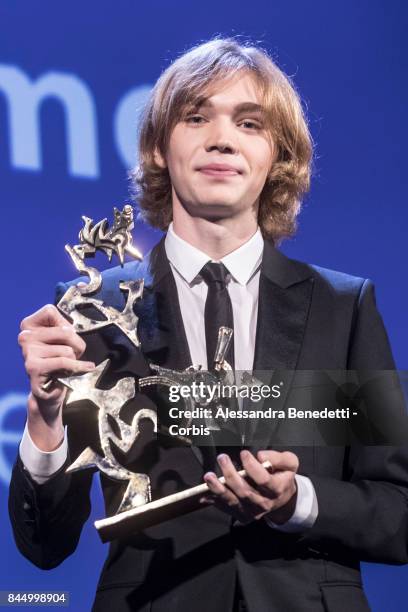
95, 460, 272, 542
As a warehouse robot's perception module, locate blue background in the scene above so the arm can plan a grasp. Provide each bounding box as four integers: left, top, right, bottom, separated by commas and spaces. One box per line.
1, 1, 407, 610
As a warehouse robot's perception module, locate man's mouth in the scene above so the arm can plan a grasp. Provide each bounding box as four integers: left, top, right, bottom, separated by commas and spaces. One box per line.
197, 164, 242, 177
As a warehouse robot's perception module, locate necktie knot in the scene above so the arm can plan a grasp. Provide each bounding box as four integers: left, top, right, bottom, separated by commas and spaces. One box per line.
200, 261, 230, 288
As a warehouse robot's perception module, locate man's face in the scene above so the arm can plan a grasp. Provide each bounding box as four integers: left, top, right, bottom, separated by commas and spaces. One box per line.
157, 71, 275, 221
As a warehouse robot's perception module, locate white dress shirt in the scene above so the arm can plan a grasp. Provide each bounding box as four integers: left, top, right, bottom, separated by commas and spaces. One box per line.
19, 222, 318, 531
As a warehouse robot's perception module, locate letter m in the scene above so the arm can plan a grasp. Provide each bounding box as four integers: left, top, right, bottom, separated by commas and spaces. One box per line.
0, 64, 99, 178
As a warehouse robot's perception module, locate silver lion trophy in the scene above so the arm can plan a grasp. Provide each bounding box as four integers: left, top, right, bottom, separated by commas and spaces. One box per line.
47, 205, 271, 542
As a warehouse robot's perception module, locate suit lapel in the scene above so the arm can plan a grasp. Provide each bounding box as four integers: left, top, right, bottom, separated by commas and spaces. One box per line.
247, 241, 315, 449
253, 251, 314, 371
136, 236, 192, 370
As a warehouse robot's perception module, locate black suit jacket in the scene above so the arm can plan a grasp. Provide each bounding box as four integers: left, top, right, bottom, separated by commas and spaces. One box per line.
9, 237, 408, 612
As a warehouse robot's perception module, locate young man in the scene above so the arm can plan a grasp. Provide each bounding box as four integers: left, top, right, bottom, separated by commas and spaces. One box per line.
9, 38, 408, 611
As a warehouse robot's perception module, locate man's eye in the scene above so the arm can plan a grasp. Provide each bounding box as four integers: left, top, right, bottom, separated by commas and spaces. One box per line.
185, 115, 205, 124
240, 120, 262, 130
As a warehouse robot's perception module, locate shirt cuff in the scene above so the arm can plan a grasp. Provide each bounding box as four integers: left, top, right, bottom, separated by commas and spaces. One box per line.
263, 474, 318, 532
19, 422, 68, 484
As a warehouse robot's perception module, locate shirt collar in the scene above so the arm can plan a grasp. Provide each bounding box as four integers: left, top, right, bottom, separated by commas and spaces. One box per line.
164, 222, 264, 286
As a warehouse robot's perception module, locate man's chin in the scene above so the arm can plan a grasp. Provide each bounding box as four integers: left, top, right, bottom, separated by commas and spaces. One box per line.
186, 201, 239, 219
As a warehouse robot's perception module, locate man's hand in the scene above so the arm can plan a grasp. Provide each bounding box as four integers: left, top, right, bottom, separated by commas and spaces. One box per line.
201, 450, 299, 525
18, 304, 95, 451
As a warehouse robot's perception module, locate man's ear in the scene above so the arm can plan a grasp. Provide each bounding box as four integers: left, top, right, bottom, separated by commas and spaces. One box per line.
153, 146, 167, 169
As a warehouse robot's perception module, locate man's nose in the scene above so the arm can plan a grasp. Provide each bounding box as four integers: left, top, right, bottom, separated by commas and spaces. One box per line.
205, 119, 239, 154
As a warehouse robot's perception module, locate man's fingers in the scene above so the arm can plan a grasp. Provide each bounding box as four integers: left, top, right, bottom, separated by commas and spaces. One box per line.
240, 450, 275, 489
203, 471, 239, 507
216, 454, 255, 500
201, 452, 299, 523
27, 356, 95, 381
226, 451, 297, 510
240, 451, 285, 502
18, 326, 86, 358
257, 450, 299, 473
203, 470, 262, 523
31, 383, 67, 403
20, 304, 70, 331
18, 305, 92, 403
215, 454, 270, 511
20, 343, 77, 361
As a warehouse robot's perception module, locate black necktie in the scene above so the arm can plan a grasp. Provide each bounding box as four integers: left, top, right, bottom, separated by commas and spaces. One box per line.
200, 262, 242, 456
200, 261, 235, 370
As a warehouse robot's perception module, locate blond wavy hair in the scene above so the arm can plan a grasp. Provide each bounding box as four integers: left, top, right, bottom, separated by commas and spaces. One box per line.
131, 37, 313, 244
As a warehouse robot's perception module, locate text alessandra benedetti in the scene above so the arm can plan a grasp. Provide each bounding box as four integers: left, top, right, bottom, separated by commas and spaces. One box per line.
168, 407, 353, 420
